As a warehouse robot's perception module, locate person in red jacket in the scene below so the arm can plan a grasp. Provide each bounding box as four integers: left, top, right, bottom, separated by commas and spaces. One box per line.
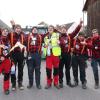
8, 24, 25, 91
59, 21, 83, 88
0, 28, 11, 95
26, 27, 42, 89
71, 32, 88, 89
89, 29, 100, 89
0, 28, 2, 36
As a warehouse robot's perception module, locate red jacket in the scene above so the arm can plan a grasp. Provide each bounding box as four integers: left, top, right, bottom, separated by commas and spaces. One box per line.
59, 24, 82, 53
0, 35, 9, 59
0, 28, 2, 36
8, 32, 25, 52
73, 38, 88, 56
87, 36, 100, 59
27, 33, 42, 54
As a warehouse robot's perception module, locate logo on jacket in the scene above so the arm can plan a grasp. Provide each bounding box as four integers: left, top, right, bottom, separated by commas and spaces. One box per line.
30, 37, 37, 45
75, 44, 80, 49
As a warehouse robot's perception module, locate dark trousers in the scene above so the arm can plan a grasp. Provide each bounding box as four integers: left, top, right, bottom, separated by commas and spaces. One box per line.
72, 54, 86, 84
91, 58, 100, 84
27, 52, 41, 86
59, 52, 71, 84
11, 51, 24, 86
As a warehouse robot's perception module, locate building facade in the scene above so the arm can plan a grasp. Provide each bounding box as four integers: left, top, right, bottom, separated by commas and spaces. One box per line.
83, 0, 100, 35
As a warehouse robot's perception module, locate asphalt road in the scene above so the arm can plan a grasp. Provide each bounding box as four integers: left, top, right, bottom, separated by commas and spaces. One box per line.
0, 61, 100, 100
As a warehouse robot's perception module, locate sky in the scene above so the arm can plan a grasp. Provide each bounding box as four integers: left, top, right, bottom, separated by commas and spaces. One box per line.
0, 0, 87, 27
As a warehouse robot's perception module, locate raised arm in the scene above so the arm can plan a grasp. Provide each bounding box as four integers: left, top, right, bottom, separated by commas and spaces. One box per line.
70, 20, 83, 38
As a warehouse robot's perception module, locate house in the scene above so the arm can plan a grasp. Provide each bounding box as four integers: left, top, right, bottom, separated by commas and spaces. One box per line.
83, 0, 100, 35
0, 19, 11, 30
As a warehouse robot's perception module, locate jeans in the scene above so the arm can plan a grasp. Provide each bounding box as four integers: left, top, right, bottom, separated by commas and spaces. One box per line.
27, 52, 41, 86
91, 58, 100, 84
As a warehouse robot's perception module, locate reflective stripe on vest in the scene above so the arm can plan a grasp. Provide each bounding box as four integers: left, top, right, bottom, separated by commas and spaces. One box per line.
28, 33, 31, 52
11, 32, 24, 47
0, 47, 1, 55
44, 32, 61, 56
0, 41, 4, 55
38, 34, 42, 53
21, 34, 24, 44
67, 35, 71, 52
11, 32, 14, 47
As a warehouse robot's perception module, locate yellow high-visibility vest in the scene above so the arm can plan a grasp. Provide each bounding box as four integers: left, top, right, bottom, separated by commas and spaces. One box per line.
44, 32, 61, 56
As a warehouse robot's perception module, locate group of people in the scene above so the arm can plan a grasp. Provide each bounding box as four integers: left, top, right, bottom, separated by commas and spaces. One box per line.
0, 20, 100, 95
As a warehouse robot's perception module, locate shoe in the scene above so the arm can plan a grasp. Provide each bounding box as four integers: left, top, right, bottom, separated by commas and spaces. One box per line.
12, 83, 16, 91
59, 83, 63, 88
12, 86, 16, 91
67, 82, 75, 88
73, 81, 78, 87
27, 85, 33, 89
45, 84, 51, 89
82, 83, 87, 89
5, 90, 10, 95
54, 85, 60, 89
37, 85, 42, 89
19, 85, 24, 90
94, 83, 99, 89
18, 84, 24, 90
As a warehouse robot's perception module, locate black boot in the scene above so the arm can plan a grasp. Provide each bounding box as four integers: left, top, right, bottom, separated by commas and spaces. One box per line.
18, 82, 24, 90
94, 82, 99, 89
5, 90, 10, 95
82, 82, 87, 89
54, 84, 60, 89
73, 81, 78, 87
27, 84, 33, 89
45, 84, 51, 89
59, 83, 63, 88
37, 85, 42, 89
12, 83, 16, 91
67, 82, 75, 87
